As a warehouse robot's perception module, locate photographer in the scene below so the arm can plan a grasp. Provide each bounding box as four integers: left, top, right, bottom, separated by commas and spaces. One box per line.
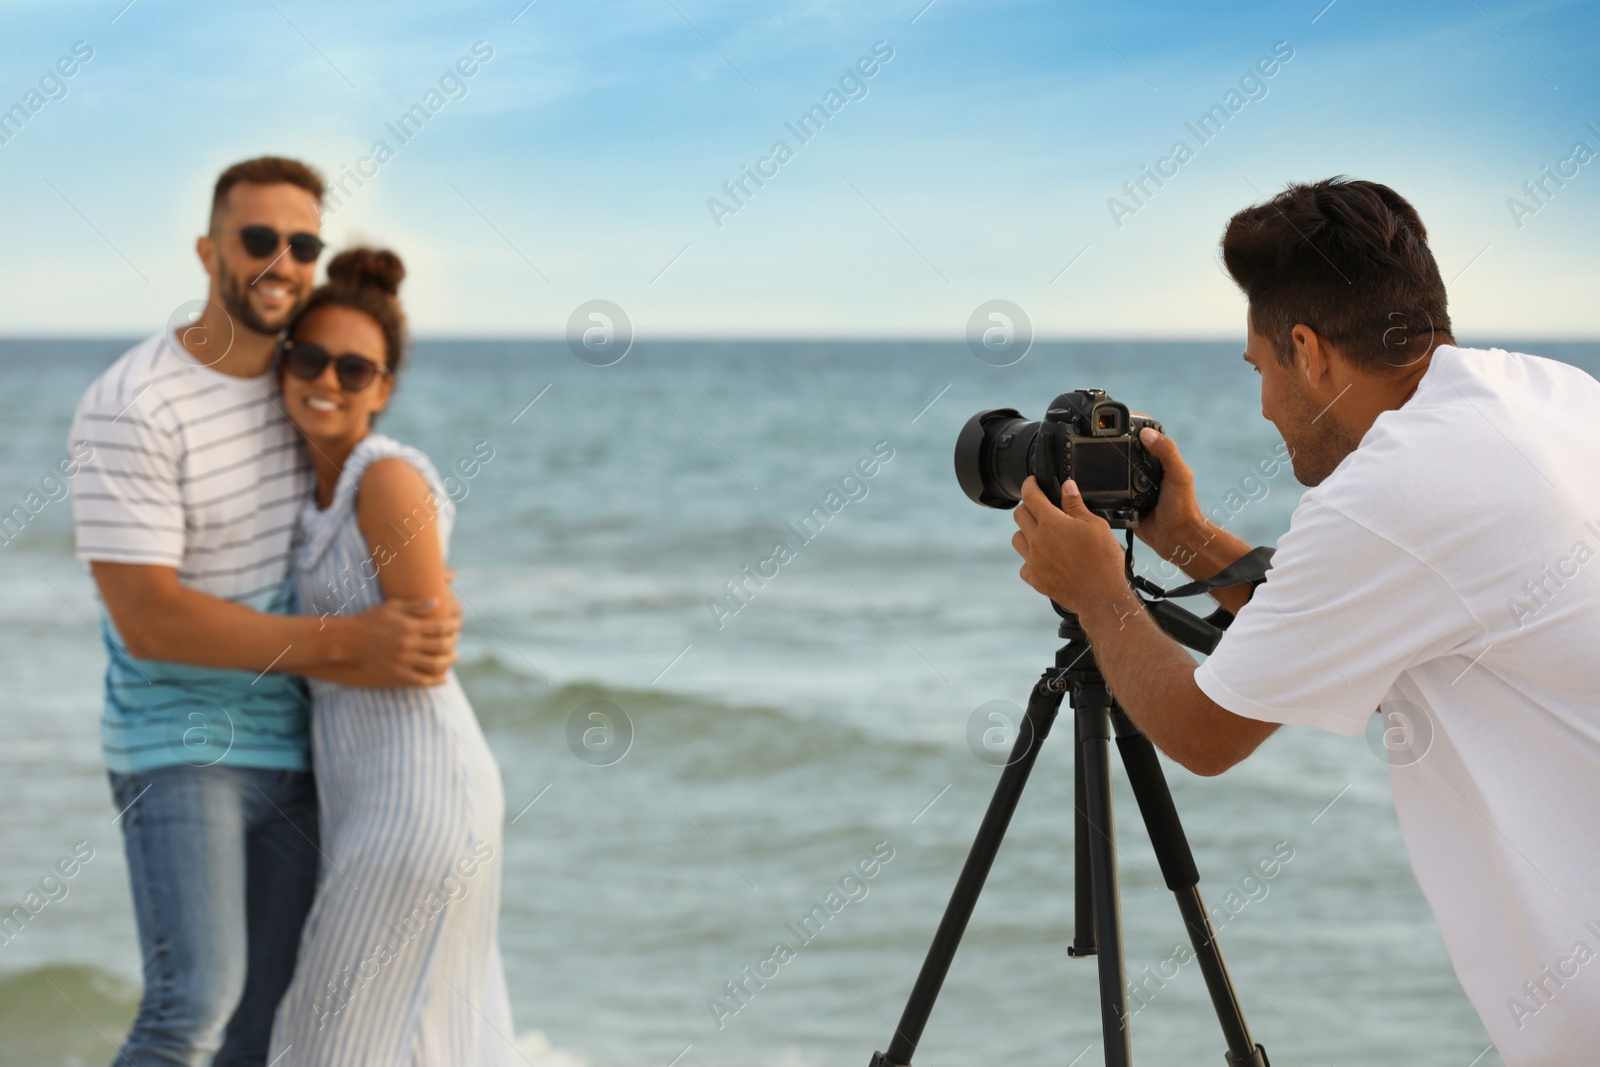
1010, 178, 1600, 1065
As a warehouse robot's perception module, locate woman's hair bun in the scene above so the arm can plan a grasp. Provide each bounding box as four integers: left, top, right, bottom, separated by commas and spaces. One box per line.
325, 247, 405, 296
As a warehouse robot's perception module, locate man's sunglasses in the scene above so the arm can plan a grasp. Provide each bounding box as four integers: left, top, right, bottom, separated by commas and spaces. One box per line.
240, 225, 325, 263
279, 339, 390, 391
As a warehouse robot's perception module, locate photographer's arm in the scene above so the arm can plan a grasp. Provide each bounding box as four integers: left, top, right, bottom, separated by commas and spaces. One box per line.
1011, 476, 1278, 776
1076, 590, 1279, 776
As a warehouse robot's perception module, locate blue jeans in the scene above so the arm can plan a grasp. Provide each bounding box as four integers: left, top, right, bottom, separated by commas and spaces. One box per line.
110, 764, 319, 1067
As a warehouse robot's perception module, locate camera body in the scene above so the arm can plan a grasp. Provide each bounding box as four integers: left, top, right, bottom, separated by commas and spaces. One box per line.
955, 389, 1163, 526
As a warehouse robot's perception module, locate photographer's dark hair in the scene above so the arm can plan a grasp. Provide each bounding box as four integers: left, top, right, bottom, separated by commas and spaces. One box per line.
210, 156, 325, 230
1221, 177, 1452, 370
288, 247, 409, 376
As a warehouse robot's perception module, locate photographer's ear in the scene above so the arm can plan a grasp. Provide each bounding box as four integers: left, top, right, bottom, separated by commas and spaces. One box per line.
1291, 324, 1330, 386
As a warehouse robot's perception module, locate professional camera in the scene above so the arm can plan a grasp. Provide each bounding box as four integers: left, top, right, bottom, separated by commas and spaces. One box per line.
954, 388, 1163, 526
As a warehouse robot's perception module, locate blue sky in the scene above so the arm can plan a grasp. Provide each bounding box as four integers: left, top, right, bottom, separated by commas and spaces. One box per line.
1, 0, 1595, 338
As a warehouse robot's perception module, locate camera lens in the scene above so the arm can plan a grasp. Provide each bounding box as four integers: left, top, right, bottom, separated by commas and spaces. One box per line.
954, 408, 1037, 509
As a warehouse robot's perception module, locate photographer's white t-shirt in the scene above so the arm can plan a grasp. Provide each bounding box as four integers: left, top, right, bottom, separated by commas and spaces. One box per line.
1195, 345, 1600, 1065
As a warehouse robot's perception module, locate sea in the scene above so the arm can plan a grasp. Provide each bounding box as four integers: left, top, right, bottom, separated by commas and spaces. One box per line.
5, 337, 1595, 1067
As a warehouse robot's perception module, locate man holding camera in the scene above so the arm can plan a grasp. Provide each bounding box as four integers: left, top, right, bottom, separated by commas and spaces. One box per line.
1010, 177, 1600, 1064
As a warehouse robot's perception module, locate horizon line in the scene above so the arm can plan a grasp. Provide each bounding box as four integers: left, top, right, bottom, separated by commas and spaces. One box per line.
3, 332, 1599, 345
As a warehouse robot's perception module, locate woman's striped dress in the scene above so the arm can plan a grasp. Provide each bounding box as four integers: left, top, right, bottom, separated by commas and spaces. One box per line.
268, 433, 516, 1067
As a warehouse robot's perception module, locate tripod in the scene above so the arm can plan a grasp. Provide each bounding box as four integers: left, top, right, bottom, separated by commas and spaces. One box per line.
868, 557, 1272, 1067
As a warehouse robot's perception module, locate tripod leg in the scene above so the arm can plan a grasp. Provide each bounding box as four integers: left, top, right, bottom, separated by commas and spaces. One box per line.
870, 676, 1066, 1067
1112, 710, 1270, 1067
1078, 701, 1132, 1067
1069, 736, 1095, 956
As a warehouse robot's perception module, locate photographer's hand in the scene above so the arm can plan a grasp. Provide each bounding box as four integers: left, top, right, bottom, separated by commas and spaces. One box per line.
1134, 428, 1258, 616
1011, 474, 1277, 774
1011, 476, 1133, 617
1011, 474, 1278, 776
1132, 427, 1208, 561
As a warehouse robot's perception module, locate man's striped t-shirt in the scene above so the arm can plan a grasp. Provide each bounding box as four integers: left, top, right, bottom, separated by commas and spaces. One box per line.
69, 331, 314, 773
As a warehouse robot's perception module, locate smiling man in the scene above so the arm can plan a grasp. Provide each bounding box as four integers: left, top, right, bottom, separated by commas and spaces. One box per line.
68, 157, 460, 1067
1010, 178, 1600, 1065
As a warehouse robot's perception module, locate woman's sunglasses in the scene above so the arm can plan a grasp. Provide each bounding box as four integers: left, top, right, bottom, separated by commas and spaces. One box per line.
280, 339, 390, 392
240, 225, 325, 263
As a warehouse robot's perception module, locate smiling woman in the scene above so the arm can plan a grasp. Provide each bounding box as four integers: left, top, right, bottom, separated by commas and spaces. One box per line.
268, 245, 517, 1065
279, 248, 405, 442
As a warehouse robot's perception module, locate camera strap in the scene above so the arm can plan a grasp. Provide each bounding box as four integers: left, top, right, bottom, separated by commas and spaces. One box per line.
1147, 545, 1276, 601
1128, 543, 1276, 633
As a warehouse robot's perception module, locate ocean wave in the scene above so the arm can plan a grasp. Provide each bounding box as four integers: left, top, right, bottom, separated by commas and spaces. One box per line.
457, 653, 944, 771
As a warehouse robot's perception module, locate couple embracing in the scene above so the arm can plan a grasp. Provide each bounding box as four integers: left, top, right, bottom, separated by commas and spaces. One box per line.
69, 157, 515, 1066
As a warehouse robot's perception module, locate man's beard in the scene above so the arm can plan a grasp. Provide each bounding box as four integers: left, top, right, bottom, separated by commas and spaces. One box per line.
1282, 374, 1362, 487
216, 255, 306, 336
